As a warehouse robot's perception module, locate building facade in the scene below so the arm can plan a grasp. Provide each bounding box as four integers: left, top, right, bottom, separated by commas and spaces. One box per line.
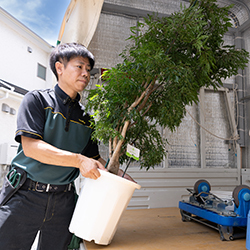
0, 7, 53, 184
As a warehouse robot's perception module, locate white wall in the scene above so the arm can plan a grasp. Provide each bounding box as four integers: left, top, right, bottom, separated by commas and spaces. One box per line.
0, 91, 22, 146
0, 7, 54, 91
0, 7, 54, 146
0, 7, 54, 185
0, 90, 23, 186
127, 167, 240, 209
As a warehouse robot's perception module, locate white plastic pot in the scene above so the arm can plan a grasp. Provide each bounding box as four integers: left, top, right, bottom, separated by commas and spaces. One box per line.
69, 169, 141, 245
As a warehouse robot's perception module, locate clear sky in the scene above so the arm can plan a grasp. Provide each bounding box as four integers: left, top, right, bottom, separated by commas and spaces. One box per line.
0, 0, 71, 46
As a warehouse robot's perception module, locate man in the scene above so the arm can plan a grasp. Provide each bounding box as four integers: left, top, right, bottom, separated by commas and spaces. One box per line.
0, 43, 130, 250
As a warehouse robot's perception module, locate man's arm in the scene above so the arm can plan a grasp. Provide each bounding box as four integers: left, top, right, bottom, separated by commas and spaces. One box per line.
21, 136, 106, 180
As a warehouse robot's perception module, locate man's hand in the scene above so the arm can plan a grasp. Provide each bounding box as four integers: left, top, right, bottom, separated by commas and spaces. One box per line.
76, 155, 107, 180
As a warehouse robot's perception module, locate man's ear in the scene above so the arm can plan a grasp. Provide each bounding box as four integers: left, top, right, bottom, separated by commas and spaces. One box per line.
55, 61, 64, 76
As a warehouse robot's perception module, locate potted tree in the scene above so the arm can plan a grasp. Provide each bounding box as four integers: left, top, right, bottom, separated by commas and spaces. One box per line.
69, 0, 249, 245
86, 0, 249, 175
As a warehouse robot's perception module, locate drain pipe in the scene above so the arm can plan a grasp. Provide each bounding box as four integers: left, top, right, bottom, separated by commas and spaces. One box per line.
235, 30, 245, 147
234, 30, 246, 184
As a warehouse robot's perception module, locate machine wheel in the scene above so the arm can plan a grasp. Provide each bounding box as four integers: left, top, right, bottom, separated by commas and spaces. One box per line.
218, 225, 234, 241
180, 209, 192, 222
220, 234, 226, 241
194, 179, 211, 195
219, 234, 233, 241
232, 185, 250, 208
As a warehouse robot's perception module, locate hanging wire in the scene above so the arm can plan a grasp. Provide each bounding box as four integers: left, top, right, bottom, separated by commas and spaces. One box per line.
185, 107, 239, 141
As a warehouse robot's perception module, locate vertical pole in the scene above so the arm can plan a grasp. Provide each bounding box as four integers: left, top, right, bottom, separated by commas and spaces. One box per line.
237, 144, 241, 185
235, 30, 245, 183
199, 87, 206, 168
235, 31, 245, 147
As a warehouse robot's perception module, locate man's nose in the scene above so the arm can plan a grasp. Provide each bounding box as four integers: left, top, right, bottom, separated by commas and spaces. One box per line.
82, 68, 89, 77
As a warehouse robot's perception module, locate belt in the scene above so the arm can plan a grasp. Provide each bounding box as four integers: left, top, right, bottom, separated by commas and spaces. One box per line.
21, 178, 73, 193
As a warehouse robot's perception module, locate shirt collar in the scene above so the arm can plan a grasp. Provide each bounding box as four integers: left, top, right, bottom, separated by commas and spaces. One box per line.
54, 84, 80, 104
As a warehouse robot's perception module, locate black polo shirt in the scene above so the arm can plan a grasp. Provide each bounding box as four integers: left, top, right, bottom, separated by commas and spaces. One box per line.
12, 84, 100, 185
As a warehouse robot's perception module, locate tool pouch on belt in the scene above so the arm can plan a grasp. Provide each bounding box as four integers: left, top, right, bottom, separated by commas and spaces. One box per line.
0, 167, 27, 207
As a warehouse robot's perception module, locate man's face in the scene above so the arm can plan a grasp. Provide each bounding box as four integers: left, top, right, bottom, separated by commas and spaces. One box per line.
56, 56, 91, 98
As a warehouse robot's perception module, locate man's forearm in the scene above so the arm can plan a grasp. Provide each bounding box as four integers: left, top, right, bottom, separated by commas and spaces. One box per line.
21, 136, 106, 179
21, 136, 79, 167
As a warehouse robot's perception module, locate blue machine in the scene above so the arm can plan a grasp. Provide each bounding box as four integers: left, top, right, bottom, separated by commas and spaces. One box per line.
178, 179, 250, 241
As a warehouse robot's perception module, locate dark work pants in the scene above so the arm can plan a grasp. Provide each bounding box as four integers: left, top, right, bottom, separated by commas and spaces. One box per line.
0, 185, 75, 250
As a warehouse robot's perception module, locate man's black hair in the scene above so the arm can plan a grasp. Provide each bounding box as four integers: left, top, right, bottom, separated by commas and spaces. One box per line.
50, 42, 95, 80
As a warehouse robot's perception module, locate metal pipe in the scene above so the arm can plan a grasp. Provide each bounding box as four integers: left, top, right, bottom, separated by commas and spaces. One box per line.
235, 30, 245, 147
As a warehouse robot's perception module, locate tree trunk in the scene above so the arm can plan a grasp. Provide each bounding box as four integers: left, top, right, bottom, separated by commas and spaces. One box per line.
107, 157, 120, 175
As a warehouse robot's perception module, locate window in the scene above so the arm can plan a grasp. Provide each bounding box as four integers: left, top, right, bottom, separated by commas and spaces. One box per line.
37, 63, 46, 80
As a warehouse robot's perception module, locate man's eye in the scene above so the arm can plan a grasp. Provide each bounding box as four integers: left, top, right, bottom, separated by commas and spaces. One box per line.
77, 65, 82, 69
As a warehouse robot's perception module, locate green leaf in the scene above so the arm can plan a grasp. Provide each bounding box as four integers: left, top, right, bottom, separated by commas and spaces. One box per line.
86, 0, 249, 171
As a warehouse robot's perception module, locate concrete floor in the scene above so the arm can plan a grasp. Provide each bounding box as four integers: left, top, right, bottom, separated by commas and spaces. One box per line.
85, 207, 247, 250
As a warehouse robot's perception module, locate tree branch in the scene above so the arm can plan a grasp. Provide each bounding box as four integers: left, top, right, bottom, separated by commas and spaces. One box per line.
109, 138, 112, 159
137, 76, 158, 112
